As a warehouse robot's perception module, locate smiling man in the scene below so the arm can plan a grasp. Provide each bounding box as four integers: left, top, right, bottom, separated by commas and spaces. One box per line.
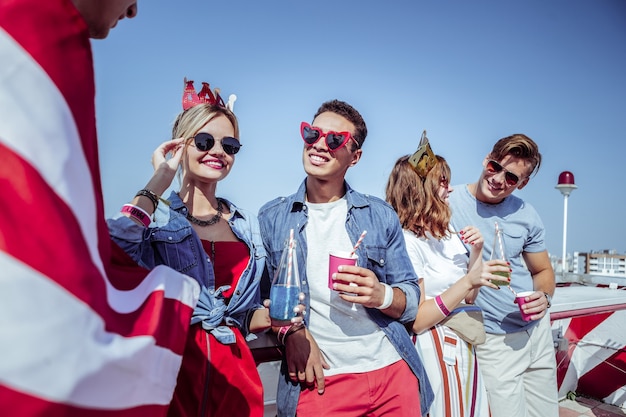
449, 134, 558, 417
258, 100, 433, 417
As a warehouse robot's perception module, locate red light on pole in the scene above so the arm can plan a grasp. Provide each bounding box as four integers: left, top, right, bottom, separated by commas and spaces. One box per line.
555, 171, 577, 274
556, 171, 577, 196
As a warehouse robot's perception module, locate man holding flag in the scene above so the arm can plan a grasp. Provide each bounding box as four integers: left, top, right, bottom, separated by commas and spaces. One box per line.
0, 1, 200, 415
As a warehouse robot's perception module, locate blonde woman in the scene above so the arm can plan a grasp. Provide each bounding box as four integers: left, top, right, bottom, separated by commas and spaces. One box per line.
108, 80, 269, 417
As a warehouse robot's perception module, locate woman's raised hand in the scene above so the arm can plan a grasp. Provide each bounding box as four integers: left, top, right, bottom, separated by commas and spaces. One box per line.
152, 138, 186, 173
459, 225, 483, 251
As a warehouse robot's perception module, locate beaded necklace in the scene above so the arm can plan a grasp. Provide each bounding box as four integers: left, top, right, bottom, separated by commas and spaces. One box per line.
186, 199, 223, 227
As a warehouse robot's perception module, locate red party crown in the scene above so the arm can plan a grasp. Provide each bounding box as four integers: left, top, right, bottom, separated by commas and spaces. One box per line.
182, 77, 236, 111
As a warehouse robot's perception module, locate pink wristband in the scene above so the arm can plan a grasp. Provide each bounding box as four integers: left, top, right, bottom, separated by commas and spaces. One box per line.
277, 325, 291, 345
277, 324, 303, 345
435, 295, 451, 316
121, 204, 151, 227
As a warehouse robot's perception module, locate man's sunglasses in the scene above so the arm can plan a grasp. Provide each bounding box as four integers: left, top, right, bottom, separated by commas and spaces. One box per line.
485, 160, 523, 187
300, 122, 357, 151
192, 132, 241, 155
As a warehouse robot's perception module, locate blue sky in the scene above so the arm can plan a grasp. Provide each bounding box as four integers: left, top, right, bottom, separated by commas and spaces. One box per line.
94, 1, 626, 259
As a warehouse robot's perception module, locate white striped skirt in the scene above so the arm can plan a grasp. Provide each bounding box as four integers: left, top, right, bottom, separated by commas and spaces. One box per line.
414, 325, 491, 417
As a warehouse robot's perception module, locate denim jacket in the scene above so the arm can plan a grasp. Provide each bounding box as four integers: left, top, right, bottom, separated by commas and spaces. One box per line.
258, 180, 433, 416
108, 191, 267, 343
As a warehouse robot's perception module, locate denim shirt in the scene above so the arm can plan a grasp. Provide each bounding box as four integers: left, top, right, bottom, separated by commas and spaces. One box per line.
108, 191, 267, 343
258, 180, 434, 416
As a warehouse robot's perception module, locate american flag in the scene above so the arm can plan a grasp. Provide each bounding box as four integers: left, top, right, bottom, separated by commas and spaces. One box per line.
0, 0, 200, 415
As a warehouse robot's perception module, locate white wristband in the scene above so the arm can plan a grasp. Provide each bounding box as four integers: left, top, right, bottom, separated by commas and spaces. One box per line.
377, 283, 393, 310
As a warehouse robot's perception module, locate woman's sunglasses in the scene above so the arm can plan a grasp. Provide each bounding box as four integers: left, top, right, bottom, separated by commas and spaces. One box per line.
485, 160, 523, 187
300, 122, 357, 151
192, 132, 241, 155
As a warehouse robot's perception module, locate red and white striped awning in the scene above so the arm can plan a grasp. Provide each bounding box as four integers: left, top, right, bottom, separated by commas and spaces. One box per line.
551, 285, 626, 408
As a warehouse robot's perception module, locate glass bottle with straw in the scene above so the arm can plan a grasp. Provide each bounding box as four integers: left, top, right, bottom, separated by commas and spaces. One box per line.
489, 221, 511, 286
269, 229, 301, 327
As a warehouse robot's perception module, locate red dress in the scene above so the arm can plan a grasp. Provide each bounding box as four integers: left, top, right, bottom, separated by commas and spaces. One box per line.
167, 241, 264, 417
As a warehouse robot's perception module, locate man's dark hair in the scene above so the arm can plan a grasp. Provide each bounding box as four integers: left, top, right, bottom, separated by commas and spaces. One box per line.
314, 99, 367, 149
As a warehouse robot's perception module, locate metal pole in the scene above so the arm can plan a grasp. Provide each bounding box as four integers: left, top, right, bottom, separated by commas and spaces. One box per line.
562, 194, 569, 275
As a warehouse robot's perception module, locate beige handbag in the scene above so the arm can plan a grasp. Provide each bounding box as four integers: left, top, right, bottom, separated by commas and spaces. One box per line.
440, 304, 486, 345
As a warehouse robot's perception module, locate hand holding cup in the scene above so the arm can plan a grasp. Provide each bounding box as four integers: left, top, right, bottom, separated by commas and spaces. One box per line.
515, 291, 535, 321
328, 250, 358, 292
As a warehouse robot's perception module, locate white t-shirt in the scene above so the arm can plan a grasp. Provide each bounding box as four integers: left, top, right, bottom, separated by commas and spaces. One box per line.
403, 229, 469, 299
306, 198, 400, 376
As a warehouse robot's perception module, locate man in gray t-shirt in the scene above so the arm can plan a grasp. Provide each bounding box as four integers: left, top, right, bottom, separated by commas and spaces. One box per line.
449, 134, 558, 417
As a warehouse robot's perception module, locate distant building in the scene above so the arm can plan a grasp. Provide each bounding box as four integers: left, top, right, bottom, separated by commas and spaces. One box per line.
573, 250, 626, 277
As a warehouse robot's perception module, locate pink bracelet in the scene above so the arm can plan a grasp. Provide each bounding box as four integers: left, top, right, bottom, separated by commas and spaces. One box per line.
277, 325, 291, 345
277, 324, 303, 345
121, 204, 151, 227
435, 295, 451, 317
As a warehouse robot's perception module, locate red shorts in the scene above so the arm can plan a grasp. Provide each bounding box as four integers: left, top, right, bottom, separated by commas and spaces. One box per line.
296, 360, 421, 416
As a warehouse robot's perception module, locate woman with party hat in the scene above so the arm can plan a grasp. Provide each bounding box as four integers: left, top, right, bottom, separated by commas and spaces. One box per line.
385, 132, 508, 417
108, 79, 269, 417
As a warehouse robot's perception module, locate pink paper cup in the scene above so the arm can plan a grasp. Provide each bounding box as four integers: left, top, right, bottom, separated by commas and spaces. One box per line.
516, 291, 534, 321
328, 250, 357, 291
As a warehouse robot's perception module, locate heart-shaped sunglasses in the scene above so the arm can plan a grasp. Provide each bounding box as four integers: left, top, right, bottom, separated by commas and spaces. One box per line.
300, 122, 357, 151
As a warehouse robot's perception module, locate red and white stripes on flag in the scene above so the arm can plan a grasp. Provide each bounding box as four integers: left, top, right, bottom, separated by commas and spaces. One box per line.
0, 0, 200, 415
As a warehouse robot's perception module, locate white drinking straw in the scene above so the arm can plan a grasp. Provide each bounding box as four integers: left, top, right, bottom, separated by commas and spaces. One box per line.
350, 230, 367, 257
286, 229, 294, 285
495, 222, 506, 260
